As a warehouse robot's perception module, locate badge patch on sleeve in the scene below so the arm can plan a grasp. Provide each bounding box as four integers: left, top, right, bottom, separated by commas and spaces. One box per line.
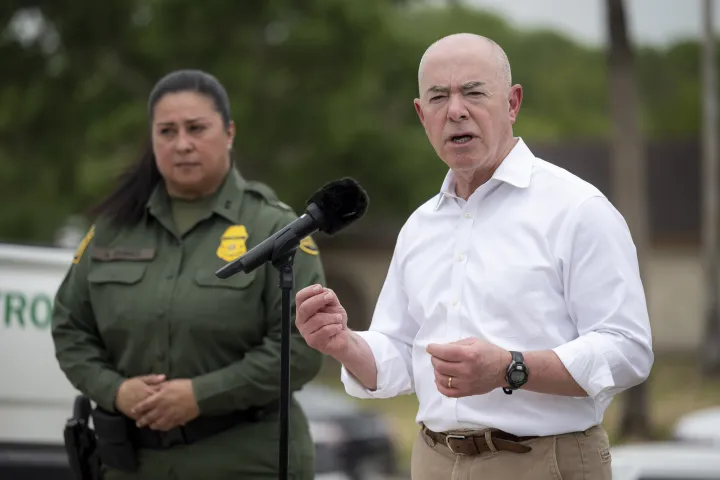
299, 236, 319, 256
73, 225, 95, 264
217, 225, 249, 262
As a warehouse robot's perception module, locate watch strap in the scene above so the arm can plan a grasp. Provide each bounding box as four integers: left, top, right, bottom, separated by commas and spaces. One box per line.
511, 351, 524, 364
503, 350, 528, 395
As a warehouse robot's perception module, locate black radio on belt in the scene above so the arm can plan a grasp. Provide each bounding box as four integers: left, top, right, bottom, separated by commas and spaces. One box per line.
503, 351, 529, 394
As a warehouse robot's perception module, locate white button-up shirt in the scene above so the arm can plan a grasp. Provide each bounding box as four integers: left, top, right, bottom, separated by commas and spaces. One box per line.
341, 138, 654, 437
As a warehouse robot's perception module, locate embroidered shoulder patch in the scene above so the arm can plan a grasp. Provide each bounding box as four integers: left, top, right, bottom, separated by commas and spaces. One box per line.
299, 236, 319, 256
73, 225, 95, 264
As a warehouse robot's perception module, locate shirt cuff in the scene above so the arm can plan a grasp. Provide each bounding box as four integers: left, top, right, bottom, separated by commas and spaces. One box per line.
552, 334, 616, 403
192, 370, 234, 414
93, 370, 126, 413
340, 330, 413, 399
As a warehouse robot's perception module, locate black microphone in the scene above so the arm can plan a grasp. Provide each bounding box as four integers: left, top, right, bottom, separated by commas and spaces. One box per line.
215, 177, 369, 279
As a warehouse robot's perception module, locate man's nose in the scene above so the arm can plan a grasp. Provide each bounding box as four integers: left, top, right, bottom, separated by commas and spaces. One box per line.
447, 94, 469, 122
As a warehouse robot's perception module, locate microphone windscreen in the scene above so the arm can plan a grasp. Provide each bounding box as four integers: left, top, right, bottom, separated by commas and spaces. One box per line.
306, 177, 369, 235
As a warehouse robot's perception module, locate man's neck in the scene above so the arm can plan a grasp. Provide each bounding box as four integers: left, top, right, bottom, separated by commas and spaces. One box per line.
454, 137, 518, 200
454, 169, 495, 200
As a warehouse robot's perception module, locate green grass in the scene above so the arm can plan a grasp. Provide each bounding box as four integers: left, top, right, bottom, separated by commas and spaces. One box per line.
313, 354, 720, 474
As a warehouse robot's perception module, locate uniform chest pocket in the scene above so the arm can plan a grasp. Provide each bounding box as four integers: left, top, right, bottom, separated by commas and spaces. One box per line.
193, 269, 262, 325
88, 263, 148, 324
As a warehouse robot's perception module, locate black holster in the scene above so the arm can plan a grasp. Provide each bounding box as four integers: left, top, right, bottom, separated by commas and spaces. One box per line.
91, 407, 139, 473
63, 396, 102, 480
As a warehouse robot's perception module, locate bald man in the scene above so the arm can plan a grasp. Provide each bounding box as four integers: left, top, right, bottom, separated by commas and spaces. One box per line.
294, 34, 652, 479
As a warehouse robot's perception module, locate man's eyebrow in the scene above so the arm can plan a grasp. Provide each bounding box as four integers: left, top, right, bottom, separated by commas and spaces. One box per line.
426, 85, 450, 95
425, 81, 486, 95
462, 81, 485, 90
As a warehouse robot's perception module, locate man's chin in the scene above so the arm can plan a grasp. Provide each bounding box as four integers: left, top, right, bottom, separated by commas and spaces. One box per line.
442, 155, 482, 172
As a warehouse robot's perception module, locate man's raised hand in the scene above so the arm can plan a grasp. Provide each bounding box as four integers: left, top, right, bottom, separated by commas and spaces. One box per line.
295, 284, 349, 356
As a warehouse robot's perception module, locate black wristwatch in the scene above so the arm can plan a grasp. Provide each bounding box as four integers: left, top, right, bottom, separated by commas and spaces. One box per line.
503, 351, 529, 395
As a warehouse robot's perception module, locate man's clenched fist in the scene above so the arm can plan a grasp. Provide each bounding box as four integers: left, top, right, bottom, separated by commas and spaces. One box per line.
295, 284, 349, 356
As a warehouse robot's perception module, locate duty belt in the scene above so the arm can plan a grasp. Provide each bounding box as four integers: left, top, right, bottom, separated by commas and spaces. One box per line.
422, 425, 537, 455
132, 404, 278, 449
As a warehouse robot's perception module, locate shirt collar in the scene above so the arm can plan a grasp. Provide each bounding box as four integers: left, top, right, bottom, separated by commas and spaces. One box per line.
146, 166, 248, 225
433, 137, 535, 211
492, 137, 534, 189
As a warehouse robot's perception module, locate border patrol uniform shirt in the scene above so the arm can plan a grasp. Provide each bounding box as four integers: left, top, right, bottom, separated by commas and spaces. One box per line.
341, 138, 654, 437
52, 168, 325, 417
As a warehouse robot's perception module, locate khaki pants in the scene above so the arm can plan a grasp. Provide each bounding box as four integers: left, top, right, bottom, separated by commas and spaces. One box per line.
410, 424, 612, 480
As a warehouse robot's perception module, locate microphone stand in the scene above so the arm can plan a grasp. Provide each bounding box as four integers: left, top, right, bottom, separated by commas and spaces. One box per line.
216, 226, 302, 480
271, 249, 296, 480
214, 179, 368, 480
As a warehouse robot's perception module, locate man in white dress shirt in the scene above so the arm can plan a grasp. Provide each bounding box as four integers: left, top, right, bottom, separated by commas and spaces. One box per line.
294, 33, 653, 479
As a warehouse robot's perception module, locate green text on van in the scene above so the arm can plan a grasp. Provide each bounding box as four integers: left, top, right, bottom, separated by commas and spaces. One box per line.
1, 291, 53, 329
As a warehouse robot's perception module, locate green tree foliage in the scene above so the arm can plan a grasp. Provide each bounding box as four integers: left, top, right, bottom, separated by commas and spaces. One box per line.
0, 1, 711, 244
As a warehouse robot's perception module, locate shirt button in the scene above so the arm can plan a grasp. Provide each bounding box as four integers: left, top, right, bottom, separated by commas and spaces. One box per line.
457, 254, 464, 262
452, 299, 459, 306
464, 213, 472, 218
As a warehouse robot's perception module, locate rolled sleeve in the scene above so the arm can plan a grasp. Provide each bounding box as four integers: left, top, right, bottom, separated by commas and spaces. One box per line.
340, 225, 418, 400
341, 330, 414, 399
553, 196, 654, 405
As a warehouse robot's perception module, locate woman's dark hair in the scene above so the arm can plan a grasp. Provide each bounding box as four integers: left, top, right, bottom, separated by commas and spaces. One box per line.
88, 69, 232, 226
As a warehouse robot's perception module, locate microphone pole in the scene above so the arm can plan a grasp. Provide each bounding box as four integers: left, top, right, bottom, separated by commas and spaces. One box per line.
215, 178, 368, 480
260, 223, 304, 480
275, 245, 294, 480
216, 222, 304, 480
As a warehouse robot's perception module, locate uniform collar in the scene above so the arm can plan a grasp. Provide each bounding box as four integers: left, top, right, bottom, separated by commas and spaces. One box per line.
210, 167, 247, 224
434, 137, 535, 211
146, 166, 247, 226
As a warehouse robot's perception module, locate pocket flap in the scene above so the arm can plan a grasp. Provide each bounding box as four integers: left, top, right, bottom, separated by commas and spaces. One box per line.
88, 263, 147, 285
194, 268, 256, 290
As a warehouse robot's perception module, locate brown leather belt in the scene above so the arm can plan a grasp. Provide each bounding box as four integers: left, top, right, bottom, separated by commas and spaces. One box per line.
422, 425, 537, 455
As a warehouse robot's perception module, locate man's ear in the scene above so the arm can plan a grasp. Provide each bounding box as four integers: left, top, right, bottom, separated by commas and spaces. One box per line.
414, 98, 425, 125
508, 85, 523, 125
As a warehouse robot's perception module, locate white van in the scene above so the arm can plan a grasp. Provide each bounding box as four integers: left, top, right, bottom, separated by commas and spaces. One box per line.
673, 406, 720, 447
0, 243, 79, 479
611, 442, 720, 480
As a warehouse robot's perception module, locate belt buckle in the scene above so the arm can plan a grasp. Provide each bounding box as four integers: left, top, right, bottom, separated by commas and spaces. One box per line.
445, 434, 467, 455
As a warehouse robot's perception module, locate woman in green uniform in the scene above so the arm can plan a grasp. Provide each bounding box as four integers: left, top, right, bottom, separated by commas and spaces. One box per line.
51, 69, 326, 479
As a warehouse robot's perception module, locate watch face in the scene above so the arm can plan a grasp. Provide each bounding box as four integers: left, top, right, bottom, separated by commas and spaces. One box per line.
510, 370, 526, 383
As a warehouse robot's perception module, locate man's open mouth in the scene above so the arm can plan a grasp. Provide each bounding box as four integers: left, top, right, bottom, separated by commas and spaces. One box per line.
450, 135, 473, 144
